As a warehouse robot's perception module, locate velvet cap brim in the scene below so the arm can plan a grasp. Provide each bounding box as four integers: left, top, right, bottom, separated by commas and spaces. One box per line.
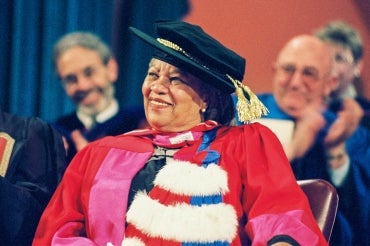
128, 21, 246, 93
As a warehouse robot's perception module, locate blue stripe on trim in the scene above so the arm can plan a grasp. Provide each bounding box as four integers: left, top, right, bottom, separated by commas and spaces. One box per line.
198, 128, 218, 151
190, 194, 222, 205
184, 129, 230, 245
202, 150, 220, 166
190, 128, 223, 206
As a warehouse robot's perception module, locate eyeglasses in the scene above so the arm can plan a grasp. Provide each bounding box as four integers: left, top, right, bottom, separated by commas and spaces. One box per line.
60, 66, 98, 87
276, 64, 323, 84
334, 53, 354, 65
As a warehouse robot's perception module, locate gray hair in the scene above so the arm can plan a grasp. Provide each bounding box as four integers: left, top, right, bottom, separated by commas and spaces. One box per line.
314, 20, 363, 63
53, 32, 113, 71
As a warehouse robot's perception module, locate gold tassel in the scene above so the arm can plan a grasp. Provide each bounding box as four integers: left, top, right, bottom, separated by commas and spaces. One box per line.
227, 74, 269, 123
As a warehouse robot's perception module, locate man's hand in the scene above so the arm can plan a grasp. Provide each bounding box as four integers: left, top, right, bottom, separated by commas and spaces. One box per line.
285, 106, 325, 161
71, 130, 89, 151
324, 98, 363, 147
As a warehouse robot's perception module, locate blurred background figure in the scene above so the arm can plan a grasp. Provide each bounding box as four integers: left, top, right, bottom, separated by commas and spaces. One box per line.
0, 110, 66, 245
311, 22, 370, 245
234, 34, 370, 245
325, 142, 350, 185
314, 20, 370, 129
248, 34, 340, 161
52, 32, 147, 162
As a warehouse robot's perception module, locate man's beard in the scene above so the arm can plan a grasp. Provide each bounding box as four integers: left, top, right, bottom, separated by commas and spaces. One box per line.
76, 85, 115, 116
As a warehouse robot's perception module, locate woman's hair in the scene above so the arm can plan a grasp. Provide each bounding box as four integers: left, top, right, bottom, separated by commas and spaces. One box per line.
199, 81, 235, 126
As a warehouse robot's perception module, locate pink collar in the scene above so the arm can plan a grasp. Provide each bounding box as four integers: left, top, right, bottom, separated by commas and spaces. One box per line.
126, 121, 219, 148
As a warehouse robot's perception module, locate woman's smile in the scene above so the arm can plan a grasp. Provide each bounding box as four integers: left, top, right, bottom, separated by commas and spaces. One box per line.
148, 97, 173, 109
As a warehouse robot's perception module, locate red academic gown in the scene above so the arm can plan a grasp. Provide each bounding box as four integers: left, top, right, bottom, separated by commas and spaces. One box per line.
33, 121, 327, 246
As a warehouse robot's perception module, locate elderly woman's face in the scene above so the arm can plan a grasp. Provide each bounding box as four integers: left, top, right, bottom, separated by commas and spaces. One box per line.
142, 58, 207, 132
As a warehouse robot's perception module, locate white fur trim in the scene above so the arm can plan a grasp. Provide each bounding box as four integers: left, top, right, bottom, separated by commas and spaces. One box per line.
121, 237, 145, 246
154, 159, 229, 196
126, 192, 237, 243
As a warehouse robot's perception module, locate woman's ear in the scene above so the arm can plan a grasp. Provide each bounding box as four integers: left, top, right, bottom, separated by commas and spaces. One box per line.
201, 101, 208, 112
200, 94, 208, 111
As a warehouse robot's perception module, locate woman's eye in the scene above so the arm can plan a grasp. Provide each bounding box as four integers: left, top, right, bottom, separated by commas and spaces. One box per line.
170, 77, 187, 86
147, 72, 158, 79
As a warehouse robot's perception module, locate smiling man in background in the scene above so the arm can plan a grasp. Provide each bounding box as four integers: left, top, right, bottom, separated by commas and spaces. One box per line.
52, 32, 146, 162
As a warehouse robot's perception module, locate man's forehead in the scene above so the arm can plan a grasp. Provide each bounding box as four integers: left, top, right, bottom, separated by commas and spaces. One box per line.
277, 45, 331, 73
280, 35, 330, 56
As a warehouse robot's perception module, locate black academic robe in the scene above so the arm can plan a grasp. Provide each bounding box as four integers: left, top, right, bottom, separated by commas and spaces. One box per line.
0, 111, 67, 245
52, 106, 146, 162
293, 144, 370, 246
330, 96, 370, 130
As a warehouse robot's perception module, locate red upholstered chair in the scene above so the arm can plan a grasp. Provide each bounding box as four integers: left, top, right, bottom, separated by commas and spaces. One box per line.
297, 179, 339, 242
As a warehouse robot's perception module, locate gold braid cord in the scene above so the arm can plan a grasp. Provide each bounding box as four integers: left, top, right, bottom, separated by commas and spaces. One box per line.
227, 74, 269, 123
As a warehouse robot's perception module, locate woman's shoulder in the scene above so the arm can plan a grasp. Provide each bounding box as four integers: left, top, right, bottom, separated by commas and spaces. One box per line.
88, 133, 153, 153
220, 122, 278, 139
214, 123, 285, 157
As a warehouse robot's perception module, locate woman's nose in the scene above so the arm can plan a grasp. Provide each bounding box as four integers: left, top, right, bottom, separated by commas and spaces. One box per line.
150, 78, 169, 92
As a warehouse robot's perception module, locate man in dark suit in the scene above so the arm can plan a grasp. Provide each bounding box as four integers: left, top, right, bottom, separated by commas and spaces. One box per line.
52, 32, 146, 162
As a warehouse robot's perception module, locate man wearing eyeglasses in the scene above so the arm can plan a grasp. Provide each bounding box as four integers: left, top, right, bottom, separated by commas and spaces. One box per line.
52, 32, 147, 162
251, 35, 340, 161
241, 34, 369, 246
315, 20, 370, 130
